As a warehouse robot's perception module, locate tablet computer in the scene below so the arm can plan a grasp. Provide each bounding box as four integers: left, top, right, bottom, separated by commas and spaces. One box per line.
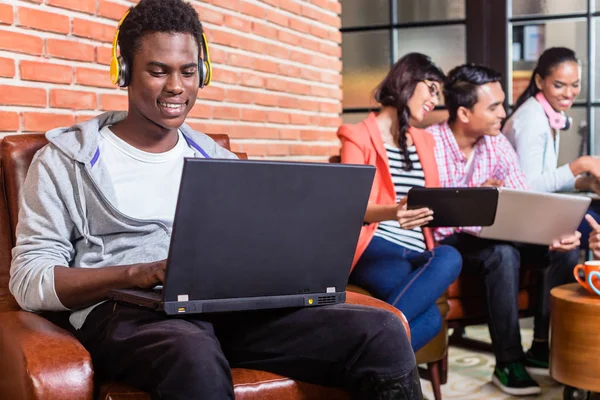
406, 187, 499, 228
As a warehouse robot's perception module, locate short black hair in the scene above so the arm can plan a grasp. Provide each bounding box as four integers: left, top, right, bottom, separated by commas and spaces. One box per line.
118, 0, 204, 69
444, 64, 503, 123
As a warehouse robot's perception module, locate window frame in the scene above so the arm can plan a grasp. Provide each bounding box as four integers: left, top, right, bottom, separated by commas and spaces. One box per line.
340, 0, 467, 116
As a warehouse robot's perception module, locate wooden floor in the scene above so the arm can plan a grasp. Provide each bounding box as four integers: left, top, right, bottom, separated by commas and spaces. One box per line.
420, 323, 599, 400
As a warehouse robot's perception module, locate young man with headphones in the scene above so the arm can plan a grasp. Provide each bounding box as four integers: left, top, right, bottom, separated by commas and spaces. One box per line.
427, 63, 582, 396
8, 1, 424, 399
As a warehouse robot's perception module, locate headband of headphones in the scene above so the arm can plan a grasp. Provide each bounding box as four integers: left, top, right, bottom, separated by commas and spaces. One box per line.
110, 8, 212, 88
535, 92, 572, 131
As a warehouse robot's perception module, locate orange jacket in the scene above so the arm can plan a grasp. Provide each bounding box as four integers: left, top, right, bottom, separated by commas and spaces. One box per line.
337, 113, 441, 272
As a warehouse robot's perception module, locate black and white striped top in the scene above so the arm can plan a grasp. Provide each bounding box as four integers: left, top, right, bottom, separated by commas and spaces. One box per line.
373, 143, 427, 252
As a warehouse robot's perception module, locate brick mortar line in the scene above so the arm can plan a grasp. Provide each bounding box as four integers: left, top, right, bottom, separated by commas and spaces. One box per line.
185, 120, 340, 131
0, 25, 111, 47
0, 40, 341, 82
2, 1, 340, 46
201, 84, 342, 104
0, 104, 341, 119
227, 139, 339, 145
0, 76, 341, 102
67, 115, 341, 131
0, 23, 339, 57
185, 117, 340, 124
0, 62, 341, 97
191, 99, 341, 115
239, 0, 339, 21
4, 1, 124, 26
206, 23, 339, 51
108, 0, 137, 6
210, 63, 339, 89
1, 110, 342, 132
0, 50, 104, 68
0, 106, 340, 120
194, 0, 340, 33
209, 42, 341, 73
0, 50, 341, 86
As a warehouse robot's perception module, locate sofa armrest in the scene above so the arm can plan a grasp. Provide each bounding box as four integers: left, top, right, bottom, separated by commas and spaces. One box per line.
0, 310, 94, 400
345, 291, 410, 341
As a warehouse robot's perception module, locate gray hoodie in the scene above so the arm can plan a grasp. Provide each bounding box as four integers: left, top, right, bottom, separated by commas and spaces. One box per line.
9, 111, 237, 329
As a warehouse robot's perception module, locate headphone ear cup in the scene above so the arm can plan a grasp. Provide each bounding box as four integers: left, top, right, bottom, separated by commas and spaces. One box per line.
199, 60, 207, 88
110, 56, 120, 86
117, 56, 129, 88
564, 115, 573, 131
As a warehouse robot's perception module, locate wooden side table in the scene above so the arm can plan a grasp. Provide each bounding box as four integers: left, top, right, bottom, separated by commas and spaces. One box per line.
550, 283, 600, 396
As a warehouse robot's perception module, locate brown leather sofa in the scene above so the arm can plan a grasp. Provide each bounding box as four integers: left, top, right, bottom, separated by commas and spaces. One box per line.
0, 133, 414, 400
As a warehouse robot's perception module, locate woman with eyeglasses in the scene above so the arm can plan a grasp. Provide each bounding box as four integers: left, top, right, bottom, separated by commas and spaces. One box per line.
337, 52, 462, 352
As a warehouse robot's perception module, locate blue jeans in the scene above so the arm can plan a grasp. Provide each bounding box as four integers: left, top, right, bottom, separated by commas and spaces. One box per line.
441, 233, 578, 364
350, 237, 462, 352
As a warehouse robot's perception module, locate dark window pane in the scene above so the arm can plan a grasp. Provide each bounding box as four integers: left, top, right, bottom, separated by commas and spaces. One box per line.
342, 31, 391, 109
341, 0, 390, 28
511, 0, 587, 17
397, 0, 465, 23
509, 20, 588, 104
395, 25, 466, 75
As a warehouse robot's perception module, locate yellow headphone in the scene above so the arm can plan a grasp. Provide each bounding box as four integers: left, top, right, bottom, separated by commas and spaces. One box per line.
110, 9, 212, 88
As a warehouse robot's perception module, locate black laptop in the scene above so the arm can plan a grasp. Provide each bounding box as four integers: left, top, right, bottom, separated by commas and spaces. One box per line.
108, 158, 375, 315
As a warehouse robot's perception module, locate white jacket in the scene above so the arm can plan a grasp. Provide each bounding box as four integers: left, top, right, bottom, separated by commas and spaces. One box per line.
502, 96, 576, 192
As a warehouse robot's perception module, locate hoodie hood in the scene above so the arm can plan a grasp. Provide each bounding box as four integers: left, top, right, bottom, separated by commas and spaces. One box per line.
46, 111, 127, 165
45, 111, 222, 165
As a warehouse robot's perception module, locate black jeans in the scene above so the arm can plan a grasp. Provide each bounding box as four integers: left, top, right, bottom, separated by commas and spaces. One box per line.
75, 301, 416, 400
441, 234, 578, 364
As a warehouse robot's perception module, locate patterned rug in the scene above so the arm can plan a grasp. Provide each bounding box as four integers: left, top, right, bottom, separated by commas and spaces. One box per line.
419, 325, 566, 399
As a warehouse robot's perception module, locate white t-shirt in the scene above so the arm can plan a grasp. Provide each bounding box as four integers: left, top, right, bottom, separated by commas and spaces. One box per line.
98, 126, 196, 228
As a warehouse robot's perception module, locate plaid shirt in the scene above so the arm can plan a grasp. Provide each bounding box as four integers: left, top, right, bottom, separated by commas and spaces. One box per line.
427, 122, 528, 241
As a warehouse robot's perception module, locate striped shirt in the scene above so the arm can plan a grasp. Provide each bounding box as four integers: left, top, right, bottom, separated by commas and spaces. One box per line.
426, 122, 528, 241
373, 144, 427, 252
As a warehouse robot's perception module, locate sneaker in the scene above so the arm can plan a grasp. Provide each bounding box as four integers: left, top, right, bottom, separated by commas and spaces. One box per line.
524, 349, 550, 376
492, 362, 542, 396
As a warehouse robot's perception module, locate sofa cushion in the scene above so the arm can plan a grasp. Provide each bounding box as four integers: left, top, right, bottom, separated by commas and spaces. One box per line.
98, 370, 350, 400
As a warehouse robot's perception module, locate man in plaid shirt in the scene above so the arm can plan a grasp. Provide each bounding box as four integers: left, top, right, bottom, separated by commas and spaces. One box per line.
426, 64, 580, 396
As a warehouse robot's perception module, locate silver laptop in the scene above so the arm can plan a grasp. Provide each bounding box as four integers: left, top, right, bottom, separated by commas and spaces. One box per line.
478, 188, 591, 245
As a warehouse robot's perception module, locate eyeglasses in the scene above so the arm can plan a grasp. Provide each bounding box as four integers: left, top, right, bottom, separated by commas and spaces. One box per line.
423, 81, 440, 98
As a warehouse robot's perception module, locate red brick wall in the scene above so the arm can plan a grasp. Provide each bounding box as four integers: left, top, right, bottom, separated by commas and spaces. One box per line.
0, 0, 342, 160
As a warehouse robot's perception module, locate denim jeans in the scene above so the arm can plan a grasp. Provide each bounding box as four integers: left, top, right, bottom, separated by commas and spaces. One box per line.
350, 237, 462, 351
441, 233, 578, 364
76, 300, 417, 400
